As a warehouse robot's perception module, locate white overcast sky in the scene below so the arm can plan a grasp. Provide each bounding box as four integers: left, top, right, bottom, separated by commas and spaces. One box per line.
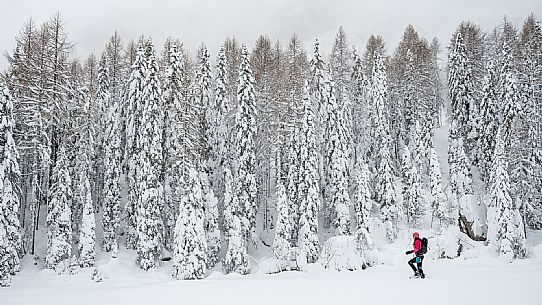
1, 0, 541, 70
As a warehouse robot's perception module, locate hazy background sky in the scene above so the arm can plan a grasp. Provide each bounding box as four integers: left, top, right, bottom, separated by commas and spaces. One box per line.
1, 0, 541, 69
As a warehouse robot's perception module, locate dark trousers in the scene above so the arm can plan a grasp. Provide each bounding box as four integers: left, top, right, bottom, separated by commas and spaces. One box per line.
408, 255, 424, 275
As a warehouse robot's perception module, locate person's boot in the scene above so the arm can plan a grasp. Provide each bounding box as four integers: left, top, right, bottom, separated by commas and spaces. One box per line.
419, 271, 425, 279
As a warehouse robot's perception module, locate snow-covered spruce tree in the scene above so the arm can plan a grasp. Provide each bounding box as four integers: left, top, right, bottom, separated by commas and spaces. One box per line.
353, 161, 374, 251
449, 127, 473, 219
330, 26, 353, 147
45, 144, 73, 272
429, 147, 449, 230
0, 84, 22, 286
286, 128, 301, 242
208, 46, 230, 201
401, 145, 424, 227
124, 45, 146, 250
518, 15, 542, 230
476, 60, 499, 180
297, 83, 321, 263
199, 171, 220, 269
487, 129, 526, 260
499, 40, 520, 140
136, 40, 164, 270
222, 168, 250, 274
78, 176, 96, 268
410, 120, 427, 176
93, 53, 112, 213
233, 46, 258, 243
161, 41, 186, 250
448, 31, 475, 157
273, 181, 292, 270
378, 135, 399, 243
372, 52, 399, 242
322, 75, 351, 236
351, 48, 371, 162
309, 40, 328, 160
101, 91, 122, 252
195, 45, 213, 165
172, 165, 207, 280
448, 33, 474, 236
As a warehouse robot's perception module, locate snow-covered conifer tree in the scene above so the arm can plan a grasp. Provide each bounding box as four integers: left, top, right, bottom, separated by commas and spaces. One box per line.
448, 32, 474, 216
499, 41, 520, 140
401, 145, 424, 227
136, 40, 164, 270
322, 76, 351, 236
172, 166, 207, 280
477, 60, 499, 180
124, 45, 146, 250
195, 45, 213, 164
351, 48, 371, 161
208, 47, 230, 200
273, 181, 291, 270
161, 41, 186, 250
78, 177, 96, 268
46, 145, 73, 271
0, 84, 21, 286
429, 147, 449, 229
487, 130, 526, 260
297, 83, 320, 263
353, 162, 374, 250
200, 171, 220, 269
372, 52, 398, 242
101, 93, 122, 252
222, 168, 250, 274
286, 128, 301, 241
233, 46, 258, 243
448, 32, 476, 156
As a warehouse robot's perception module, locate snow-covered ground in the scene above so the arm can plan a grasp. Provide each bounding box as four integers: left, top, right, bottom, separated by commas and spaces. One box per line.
3, 228, 541, 305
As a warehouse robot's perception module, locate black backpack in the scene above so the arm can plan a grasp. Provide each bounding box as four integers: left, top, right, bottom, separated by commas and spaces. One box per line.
421, 237, 428, 254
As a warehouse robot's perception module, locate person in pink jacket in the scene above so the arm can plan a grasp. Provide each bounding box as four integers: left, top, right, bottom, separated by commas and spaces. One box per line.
405, 232, 425, 278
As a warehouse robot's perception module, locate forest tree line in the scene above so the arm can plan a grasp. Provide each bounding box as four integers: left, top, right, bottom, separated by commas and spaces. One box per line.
0, 13, 541, 285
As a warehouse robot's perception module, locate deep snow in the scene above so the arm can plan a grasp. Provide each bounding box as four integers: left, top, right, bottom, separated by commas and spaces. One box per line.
2, 228, 541, 305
